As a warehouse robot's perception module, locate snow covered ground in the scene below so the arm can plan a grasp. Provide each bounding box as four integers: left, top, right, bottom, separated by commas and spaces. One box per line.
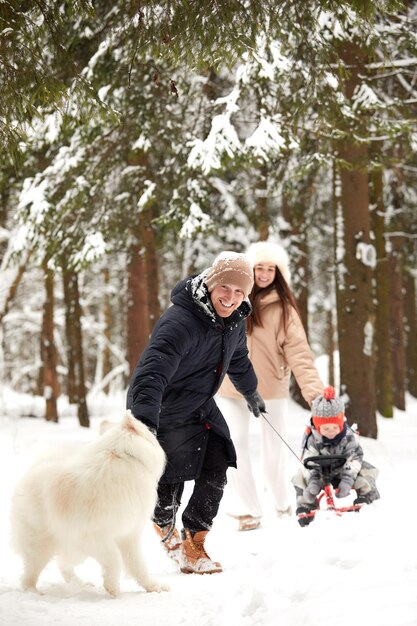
0, 389, 416, 626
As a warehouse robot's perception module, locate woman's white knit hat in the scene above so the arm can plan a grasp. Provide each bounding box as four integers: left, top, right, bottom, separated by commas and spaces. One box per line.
246, 241, 291, 285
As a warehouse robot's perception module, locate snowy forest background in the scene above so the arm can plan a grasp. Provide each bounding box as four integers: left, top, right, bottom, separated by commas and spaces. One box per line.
0, 0, 416, 439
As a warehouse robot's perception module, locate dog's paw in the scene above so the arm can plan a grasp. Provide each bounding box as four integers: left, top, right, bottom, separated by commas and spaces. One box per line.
81, 580, 96, 588
22, 577, 42, 594
104, 584, 120, 598
143, 579, 170, 593
23, 585, 44, 595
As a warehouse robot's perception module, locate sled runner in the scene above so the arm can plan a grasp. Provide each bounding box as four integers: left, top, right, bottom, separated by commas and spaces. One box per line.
297, 454, 364, 525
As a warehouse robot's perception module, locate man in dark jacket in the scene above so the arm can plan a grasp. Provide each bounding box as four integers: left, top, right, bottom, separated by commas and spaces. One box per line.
127, 251, 266, 574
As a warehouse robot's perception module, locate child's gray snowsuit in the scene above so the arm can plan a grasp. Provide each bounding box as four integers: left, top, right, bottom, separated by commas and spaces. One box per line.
292, 422, 380, 509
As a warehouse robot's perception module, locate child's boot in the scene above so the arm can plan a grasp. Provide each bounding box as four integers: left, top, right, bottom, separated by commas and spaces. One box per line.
296, 506, 316, 527
353, 494, 372, 506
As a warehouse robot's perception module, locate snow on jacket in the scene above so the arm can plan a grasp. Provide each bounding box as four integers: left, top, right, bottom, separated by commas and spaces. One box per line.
302, 423, 364, 483
126, 274, 258, 483
218, 290, 323, 404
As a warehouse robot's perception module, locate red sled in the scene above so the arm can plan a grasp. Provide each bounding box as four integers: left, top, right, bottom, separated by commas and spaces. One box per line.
297, 455, 364, 525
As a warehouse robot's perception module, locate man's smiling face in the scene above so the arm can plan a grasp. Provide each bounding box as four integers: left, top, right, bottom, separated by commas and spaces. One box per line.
210, 284, 245, 317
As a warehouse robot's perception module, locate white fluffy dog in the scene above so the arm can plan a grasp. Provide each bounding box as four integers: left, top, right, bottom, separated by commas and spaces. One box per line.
11, 410, 168, 596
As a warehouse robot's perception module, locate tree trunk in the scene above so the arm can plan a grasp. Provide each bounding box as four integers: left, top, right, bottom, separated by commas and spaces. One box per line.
404, 268, 417, 398
140, 205, 161, 330
63, 270, 89, 427
388, 167, 406, 411
332, 160, 341, 392
370, 166, 393, 417
63, 271, 76, 403
282, 183, 310, 410
127, 242, 150, 377
335, 41, 377, 437
127, 149, 161, 334
389, 250, 406, 410
92, 267, 113, 394
256, 165, 270, 241
0, 165, 12, 260
41, 262, 59, 422
337, 147, 376, 436
0, 248, 32, 324
326, 308, 336, 388
102, 267, 112, 393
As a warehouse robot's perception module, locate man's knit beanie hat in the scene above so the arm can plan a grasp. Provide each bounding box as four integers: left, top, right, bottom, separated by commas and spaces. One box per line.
311, 386, 345, 432
246, 241, 291, 285
204, 251, 254, 297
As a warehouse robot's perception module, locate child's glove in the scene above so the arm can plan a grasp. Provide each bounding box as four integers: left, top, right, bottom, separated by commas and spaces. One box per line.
336, 477, 354, 498
303, 476, 323, 504
245, 391, 266, 417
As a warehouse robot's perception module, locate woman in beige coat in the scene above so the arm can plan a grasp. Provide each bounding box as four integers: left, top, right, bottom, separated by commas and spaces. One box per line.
216, 241, 324, 531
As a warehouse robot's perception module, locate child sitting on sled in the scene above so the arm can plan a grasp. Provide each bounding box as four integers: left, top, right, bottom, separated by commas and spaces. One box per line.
292, 386, 380, 526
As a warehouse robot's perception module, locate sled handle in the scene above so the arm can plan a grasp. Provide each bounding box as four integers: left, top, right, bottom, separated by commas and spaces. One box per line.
303, 454, 346, 478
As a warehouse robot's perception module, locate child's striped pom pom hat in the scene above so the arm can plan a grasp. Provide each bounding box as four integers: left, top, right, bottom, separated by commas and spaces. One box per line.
311, 386, 345, 432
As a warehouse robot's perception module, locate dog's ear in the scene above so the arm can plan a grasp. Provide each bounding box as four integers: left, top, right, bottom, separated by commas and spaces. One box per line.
122, 410, 141, 434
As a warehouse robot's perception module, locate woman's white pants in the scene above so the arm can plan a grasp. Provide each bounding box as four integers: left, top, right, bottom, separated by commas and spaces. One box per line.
216, 396, 292, 518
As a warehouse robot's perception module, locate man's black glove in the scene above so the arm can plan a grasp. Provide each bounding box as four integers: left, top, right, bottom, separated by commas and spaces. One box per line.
245, 391, 266, 417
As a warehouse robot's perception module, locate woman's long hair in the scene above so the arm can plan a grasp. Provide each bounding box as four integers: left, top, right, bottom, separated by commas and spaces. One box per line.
246, 266, 301, 335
